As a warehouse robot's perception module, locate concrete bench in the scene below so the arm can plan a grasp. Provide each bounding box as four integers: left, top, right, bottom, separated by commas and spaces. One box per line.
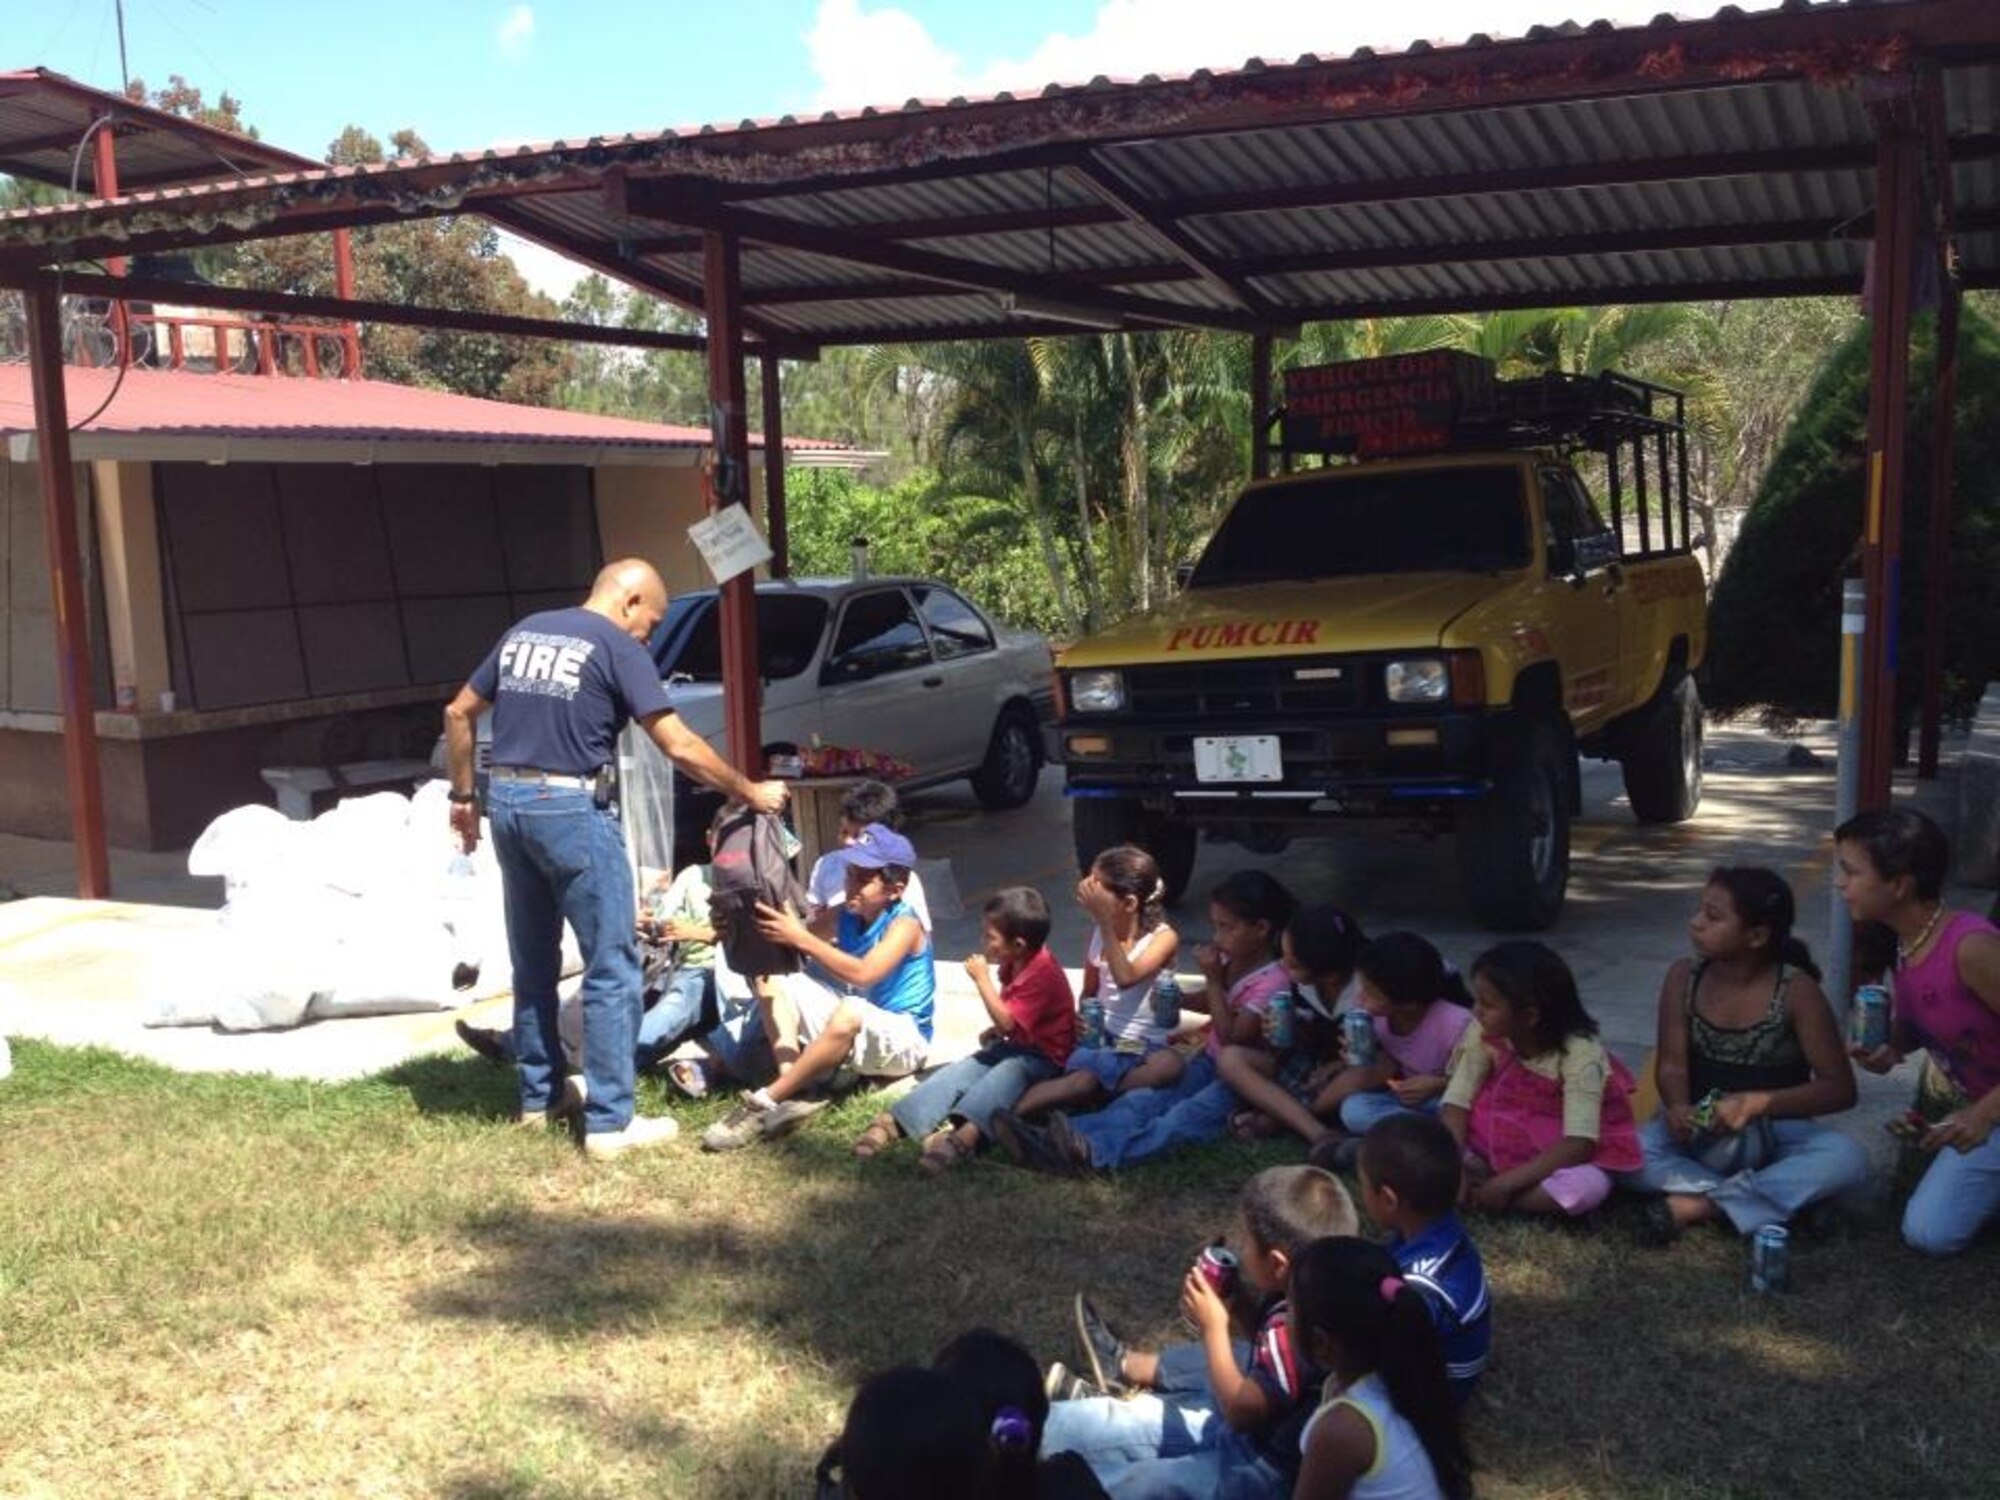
260, 759, 438, 821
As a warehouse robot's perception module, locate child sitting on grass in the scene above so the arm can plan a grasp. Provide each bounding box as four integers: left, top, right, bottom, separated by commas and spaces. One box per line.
1288, 1237, 1474, 1500
816, 1364, 998, 1500
1350, 1114, 1491, 1401
932, 1328, 1110, 1500
1007, 845, 1181, 1118
851, 886, 1076, 1171
699, 823, 933, 1152
992, 871, 1296, 1177
805, 778, 933, 933
1044, 1165, 1359, 1498
1440, 941, 1641, 1218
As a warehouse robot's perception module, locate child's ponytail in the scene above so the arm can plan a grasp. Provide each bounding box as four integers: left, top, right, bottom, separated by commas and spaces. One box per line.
1377, 1277, 1474, 1500
1292, 1238, 1473, 1500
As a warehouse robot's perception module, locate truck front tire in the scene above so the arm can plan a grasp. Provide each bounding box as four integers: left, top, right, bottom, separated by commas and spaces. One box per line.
1072, 796, 1198, 906
1620, 673, 1704, 824
1457, 716, 1572, 931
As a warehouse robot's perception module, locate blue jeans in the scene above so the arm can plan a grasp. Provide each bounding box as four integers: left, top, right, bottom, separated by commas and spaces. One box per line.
487, 781, 639, 1135
1043, 1341, 1238, 1468
1106, 1432, 1286, 1499
1620, 1115, 1871, 1235
1338, 1088, 1441, 1135
634, 966, 716, 1073
891, 1041, 1058, 1138
700, 996, 775, 1085
1070, 1053, 1234, 1171
1902, 1130, 2000, 1256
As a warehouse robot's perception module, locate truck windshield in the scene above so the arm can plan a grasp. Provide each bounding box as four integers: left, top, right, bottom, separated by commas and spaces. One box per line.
1189, 465, 1530, 586
652, 595, 830, 682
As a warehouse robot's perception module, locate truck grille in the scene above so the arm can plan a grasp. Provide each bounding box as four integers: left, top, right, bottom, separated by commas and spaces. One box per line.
1124, 656, 1364, 717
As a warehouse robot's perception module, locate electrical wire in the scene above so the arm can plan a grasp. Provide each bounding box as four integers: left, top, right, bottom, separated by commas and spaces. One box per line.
56, 112, 133, 433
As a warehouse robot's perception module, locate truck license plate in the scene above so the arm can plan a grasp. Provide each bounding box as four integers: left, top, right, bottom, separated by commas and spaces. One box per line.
1194, 735, 1282, 783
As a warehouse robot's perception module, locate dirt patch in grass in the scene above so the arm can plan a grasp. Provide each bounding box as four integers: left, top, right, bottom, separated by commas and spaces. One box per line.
2, 1040, 1994, 1498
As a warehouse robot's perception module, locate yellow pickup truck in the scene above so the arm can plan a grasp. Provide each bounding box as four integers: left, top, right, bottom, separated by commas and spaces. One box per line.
1055, 353, 1707, 929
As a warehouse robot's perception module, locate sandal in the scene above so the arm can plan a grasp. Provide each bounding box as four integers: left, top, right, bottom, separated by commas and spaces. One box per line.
1228, 1109, 1283, 1142
919, 1129, 974, 1174
664, 1059, 710, 1100
853, 1113, 901, 1159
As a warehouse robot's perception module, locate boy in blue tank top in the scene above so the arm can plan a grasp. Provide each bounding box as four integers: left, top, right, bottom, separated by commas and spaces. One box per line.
700, 823, 934, 1151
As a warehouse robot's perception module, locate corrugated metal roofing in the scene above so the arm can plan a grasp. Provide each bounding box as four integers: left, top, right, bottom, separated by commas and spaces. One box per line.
0, 364, 842, 461
0, 1, 1995, 345
0, 69, 320, 192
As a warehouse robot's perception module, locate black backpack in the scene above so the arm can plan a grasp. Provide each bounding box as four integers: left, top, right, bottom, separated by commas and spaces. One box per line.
707, 805, 809, 977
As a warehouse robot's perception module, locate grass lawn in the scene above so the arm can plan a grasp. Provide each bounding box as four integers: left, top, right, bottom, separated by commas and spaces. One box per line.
1, 1038, 1992, 1499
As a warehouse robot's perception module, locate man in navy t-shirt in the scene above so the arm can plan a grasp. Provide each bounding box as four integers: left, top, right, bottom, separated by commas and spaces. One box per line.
443, 558, 786, 1160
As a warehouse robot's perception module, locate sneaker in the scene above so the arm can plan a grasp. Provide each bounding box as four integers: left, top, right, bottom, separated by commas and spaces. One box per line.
991, 1111, 1088, 1178
1073, 1294, 1130, 1396
456, 1018, 512, 1066
582, 1113, 681, 1161
1046, 1113, 1095, 1174
987, 1109, 1034, 1166
759, 1095, 830, 1139
1044, 1361, 1100, 1403
702, 1094, 773, 1152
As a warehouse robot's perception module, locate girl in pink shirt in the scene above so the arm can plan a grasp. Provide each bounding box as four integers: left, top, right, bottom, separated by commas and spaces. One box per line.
1319, 933, 1477, 1145
1836, 808, 2000, 1256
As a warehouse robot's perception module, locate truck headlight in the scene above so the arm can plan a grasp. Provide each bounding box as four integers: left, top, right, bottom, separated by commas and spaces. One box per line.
1385, 658, 1450, 703
1067, 670, 1127, 713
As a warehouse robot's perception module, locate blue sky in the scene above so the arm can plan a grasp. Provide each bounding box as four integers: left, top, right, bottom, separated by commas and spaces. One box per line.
19, 0, 1757, 293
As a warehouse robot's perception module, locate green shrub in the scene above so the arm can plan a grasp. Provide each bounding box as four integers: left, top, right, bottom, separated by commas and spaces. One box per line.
1706, 306, 2000, 727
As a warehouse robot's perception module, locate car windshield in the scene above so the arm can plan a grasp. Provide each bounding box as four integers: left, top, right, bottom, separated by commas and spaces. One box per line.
654, 595, 830, 682
1189, 465, 1530, 586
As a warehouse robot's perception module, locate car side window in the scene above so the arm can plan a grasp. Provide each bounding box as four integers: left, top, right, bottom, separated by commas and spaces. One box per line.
824, 589, 933, 683
912, 585, 995, 661
1542, 469, 1617, 572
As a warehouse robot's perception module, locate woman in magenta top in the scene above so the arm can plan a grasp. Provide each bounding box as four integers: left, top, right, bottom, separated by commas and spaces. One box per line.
1836, 808, 2000, 1256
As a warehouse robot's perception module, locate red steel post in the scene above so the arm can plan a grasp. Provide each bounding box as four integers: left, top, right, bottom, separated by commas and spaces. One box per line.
1858, 123, 1918, 809
760, 351, 789, 579
703, 230, 763, 774
1916, 282, 1958, 778
90, 122, 132, 368
332, 228, 363, 376
23, 281, 112, 898
1249, 332, 1273, 480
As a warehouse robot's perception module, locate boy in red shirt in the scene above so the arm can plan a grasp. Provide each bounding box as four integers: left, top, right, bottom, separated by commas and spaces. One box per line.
852, 886, 1076, 1171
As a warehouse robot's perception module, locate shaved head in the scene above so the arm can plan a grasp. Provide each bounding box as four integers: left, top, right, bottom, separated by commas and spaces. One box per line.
586, 558, 670, 641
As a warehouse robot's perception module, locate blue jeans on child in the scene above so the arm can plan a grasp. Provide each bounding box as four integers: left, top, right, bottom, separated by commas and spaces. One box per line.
890, 1041, 1058, 1138
1337, 1089, 1441, 1135
1902, 1129, 2000, 1256
633, 967, 716, 1074
1069, 1053, 1234, 1171
1619, 1115, 1870, 1234
1043, 1341, 1236, 1467
487, 780, 639, 1135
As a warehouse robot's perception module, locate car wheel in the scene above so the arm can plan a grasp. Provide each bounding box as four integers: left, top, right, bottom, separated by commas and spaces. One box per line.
1456, 715, 1572, 930
970, 711, 1041, 810
1620, 674, 1704, 824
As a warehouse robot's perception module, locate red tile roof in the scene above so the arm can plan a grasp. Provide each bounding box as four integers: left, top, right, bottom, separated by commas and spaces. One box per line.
0, 364, 843, 461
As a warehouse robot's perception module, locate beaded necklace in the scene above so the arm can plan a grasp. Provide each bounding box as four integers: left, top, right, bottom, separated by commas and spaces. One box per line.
1897, 902, 1945, 969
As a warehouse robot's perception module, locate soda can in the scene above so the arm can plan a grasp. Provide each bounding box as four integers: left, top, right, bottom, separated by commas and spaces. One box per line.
1690, 1088, 1722, 1135
1266, 990, 1296, 1050
1194, 1245, 1239, 1299
1852, 984, 1892, 1052
1342, 1008, 1379, 1067
1750, 1224, 1790, 1294
1151, 972, 1182, 1030
1078, 997, 1106, 1050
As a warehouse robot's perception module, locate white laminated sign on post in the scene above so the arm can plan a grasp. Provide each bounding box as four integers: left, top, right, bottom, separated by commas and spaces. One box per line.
688, 504, 774, 585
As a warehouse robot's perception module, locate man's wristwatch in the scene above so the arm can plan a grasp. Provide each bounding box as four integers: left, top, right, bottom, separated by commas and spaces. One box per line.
448, 789, 478, 806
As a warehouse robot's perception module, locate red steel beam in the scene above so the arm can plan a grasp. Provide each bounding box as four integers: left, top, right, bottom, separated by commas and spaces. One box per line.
623, 202, 1125, 255
89, 119, 131, 371
611, 174, 1283, 336
1249, 332, 1273, 481
1858, 117, 1921, 810
742, 263, 1192, 305
761, 351, 789, 580
1918, 73, 1962, 779
1065, 160, 1265, 314
22, 280, 111, 898
703, 230, 763, 774
26, 269, 818, 358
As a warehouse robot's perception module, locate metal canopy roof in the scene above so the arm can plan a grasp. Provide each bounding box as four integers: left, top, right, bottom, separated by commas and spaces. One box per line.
0, 68, 321, 193
0, 0, 1995, 346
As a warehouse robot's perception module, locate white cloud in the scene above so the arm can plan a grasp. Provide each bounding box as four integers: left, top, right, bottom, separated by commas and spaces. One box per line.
804, 0, 1782, 111
497, 4, 535, 57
